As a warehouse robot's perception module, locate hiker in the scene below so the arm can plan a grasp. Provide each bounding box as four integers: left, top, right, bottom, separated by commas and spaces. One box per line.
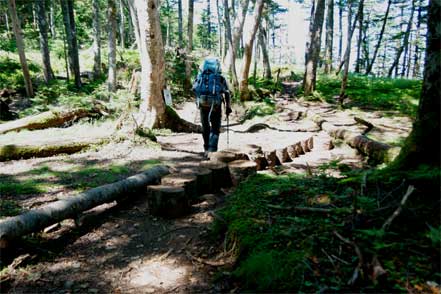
193, 57, 232, 154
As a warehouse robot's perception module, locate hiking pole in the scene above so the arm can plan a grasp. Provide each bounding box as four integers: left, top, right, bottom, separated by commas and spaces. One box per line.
226, 113, 230, 148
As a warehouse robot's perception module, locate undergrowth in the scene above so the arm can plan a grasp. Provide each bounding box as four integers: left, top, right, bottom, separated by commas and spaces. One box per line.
211, 167, 440, 292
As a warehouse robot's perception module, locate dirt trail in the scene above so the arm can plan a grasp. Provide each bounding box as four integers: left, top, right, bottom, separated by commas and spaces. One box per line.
0, 92, 412, 293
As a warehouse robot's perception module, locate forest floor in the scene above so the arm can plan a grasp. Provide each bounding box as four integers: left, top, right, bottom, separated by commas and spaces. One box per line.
0, 84, 416, 293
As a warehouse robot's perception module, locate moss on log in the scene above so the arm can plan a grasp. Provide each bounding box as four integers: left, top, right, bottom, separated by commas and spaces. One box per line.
0, 166, 169, 244
0, 137, 107, 161
0, 108, 99, 135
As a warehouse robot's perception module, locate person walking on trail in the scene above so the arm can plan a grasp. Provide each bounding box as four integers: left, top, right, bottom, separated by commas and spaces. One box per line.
193, 57, 232, 154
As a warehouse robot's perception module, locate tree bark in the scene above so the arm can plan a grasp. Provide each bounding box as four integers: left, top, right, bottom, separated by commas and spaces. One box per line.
60, 0, 81, 88
303, 0, 326, 96
36, 0, 54, 83
187, 0, 194, 51
324, 0, 334, 74
258, 24, 271, 79
108, 0, 117, 92
223, 0, 238, 88
388, 0, 415, 78
127, 0, 141, 52
49, 1, 56, 38
216, 0, 223, 57
337, 0, 343, 62
206, 0, 211, 50
135, 0, 167, 128
239, 0, 265, 101
92, 0, 101, 79
0, 166, 169, 243
177, 0, 183, 48
412, 0, 422, 78
7, 0, 34, 97
392, 0, 440, 169
354, 0, 363, 73
119, 0, 125, 47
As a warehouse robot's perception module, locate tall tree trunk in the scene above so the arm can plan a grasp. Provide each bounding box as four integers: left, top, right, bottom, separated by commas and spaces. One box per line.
388, 0, 415, 78
239, 0, 265, 101
187, 0, 194, 51
8, 0, 34, 97
365, 0, 391, 75
405, 34, 413, 78
324, 0, 334, 74
119, 0, 125, 48
60, 0, 81, 88
224, 0, 250, 83
303, 0, 326, 96
258, 24, 271, 79
36, 0, 54, 83
177, 0, 183, 48
5, 12, 11, 38
49, 1, 56, 38
216, 0, 222, 56
223, 0, 238, 89
108, 0, 117, 92
354, 0, 363, 73
128, 0, 141, 52
135, 0, 167, 128
206, 0, 211, 50
337, 0, 343, 62
412, 0, 422, 78
362, 13, 370, 71
392, 0, 440, 169
92, 0, 101, 79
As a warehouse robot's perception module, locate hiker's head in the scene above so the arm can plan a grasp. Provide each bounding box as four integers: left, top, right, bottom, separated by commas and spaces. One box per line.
200, 57, 221, 74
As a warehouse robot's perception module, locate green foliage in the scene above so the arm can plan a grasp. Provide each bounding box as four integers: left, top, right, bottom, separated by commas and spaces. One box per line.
240, 99, 276, 122
0, 56, 40, 90
315, 74, 421, 116
0, 199, 23, 217
426, 225, 441, 247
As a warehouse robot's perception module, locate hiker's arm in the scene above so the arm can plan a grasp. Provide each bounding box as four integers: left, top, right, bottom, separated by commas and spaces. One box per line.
223, 79, 232, 115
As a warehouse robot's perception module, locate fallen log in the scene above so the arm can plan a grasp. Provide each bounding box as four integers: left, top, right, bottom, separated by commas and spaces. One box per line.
313, 115, 397, 163
0, 108, 103, 135
0, 165, 169, 245
0, 137, 108, 161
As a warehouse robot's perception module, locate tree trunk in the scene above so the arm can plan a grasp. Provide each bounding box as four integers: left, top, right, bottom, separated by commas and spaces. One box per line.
119, 0, 125, 48
354, 0, 363, 73
108, 0, 117, 92
239, 0, 265, 101
402, 33, 412, 77
127, 0, 141, 52
177, 0, 183, 48
135, 0, 167, 128
392, 0, 440, 169
324, 0, 334, 74
258, 24, 271, 79
49, 1, 56, 38
36, 0, 54, 83
187, 0, 194, 51
216, 0, 223, 57
223, 0, 238, 89
60, 0, 81, 88
7, 0, 34, 97
388, 0, 415, 78
224, 0, 250, 87
303, 0, 326, 96
412, 0, 422, 78
337, 0, 343, 62
92, 0, 101, 79
0, 166, 169, 243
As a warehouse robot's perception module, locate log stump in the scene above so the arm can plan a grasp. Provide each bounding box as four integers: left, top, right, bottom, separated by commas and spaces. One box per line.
208, 150, 248, 163
147, 185, 189, 218
301, 139, 311, 152
175, 167, 213, 197
250, 153, 268, 170
264, 150, 281, 168
199, 160, 231, 191
228, 160, 257, 186
294, 142, 305, 155
276, 147, 292, 163
307, 137, 314, 150
287, 145, 298, 159
161, 174, 198, 202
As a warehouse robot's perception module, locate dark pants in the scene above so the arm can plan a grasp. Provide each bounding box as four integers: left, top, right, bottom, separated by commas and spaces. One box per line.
200, 105, 222, 152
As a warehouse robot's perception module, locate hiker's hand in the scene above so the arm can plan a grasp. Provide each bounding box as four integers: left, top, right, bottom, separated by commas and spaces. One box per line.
226, 106, 232, 116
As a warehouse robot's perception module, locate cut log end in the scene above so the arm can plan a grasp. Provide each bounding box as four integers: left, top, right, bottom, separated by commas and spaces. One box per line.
199, 160, 231, 190
228, 160, 257, 186
147, 185, 189, 218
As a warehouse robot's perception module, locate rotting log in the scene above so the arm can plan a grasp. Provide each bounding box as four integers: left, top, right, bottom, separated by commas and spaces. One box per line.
199, 160, 231, 191
0, 108, 103, 135
147, 185, 189, 218
0, 137, 108, 161
228, 160, 257, 186
313, 115, 396, 163
0, 166, 169, 244
161, 173, 198, 202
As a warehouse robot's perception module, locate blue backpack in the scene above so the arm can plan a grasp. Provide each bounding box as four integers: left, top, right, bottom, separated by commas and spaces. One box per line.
193, 58, 224, 108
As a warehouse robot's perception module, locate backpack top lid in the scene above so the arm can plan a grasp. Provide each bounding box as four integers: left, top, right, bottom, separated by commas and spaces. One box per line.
200, 57, 221, 74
